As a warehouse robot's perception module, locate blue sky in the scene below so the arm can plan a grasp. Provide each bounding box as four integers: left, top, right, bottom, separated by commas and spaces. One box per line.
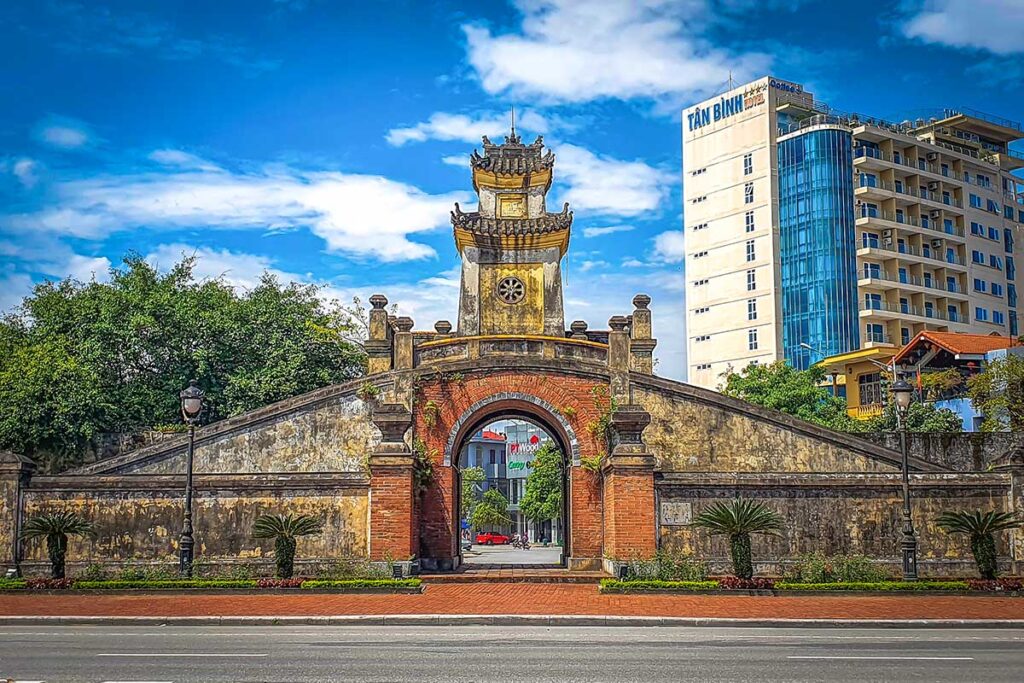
2, 0, 1023, 379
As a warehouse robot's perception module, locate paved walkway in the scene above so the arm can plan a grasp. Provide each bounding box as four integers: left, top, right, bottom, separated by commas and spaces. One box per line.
461, 545, 562, 565
1, 584, 1022, 620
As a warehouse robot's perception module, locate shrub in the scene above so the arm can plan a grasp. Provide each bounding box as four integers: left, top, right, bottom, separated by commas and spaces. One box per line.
691, 500, 784, 579
600, 579, 718, 592
311, 559, 387, 580
79, 563, 109, 581
20, 512, 95, 579
966, 578, 1024, 592
718, 576, 776, 590
116, 564, 180, 582
257, 578, 304, 588
25, 578, 74, 590
621, 550, 709, 582
0, 578, 27, 590
785, 553, 894, 584
74, 580, 258, 589
775, 581, 968, 591
192, 560, 257, 581
936, 510, 1021, 580
252, 513, 323, 579
299, 579, 421, 590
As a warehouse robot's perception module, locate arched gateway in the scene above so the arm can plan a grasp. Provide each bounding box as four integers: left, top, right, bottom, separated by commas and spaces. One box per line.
3, 128, 1018, 578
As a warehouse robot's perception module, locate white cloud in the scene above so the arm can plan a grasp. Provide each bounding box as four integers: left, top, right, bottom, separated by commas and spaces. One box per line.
149, 149, 223, 172
578, 259, 608, 273
64, 253, 112, 282
146, 244, 304, 291
11, 158, 39, 188
462, 0, 769, 105
653, 230, 685, 263
442, 155, 468, 167
386, 109, 548, 146
582, 224, 634, 238
555, 144, 672, 216
902, 0, 1024, 55
0, 271, 34, 314
5, 160, 471, 262
38, 124, 90, 149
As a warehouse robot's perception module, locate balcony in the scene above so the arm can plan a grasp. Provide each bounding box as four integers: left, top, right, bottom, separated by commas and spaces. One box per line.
857, 236, 967, 270
856, 209, 965, 241
859, 299, 966, 325
847, 404, 884, 420
853, 145, 966, 182
858, 270, 969, 300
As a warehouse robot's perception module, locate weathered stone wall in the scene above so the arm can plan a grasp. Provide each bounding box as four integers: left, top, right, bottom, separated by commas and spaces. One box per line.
656, 473, 1014, 576
18, 474, 369, 575
863, 432, 1024, 472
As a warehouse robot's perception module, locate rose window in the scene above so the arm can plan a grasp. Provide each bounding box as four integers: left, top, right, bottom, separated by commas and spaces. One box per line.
497, 276, 526, 304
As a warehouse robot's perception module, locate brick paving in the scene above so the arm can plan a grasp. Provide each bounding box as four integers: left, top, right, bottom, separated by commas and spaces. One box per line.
1, 584, 1023, 620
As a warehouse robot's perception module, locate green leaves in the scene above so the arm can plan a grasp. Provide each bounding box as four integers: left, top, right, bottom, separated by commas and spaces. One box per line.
459, 466, 486, 520
0, 254, 366, 472
967, 354, 1024, 432
690, 499, 784, 537
21, 511, 95, 540
519, 442, 563, 523
721, 361, 856, 432
252, 513, 324, 540
935, 510, 1021, 536
470, 488, 512, 529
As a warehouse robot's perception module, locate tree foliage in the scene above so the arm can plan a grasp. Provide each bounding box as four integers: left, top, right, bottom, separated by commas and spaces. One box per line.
936, 510, 1021, 579
470, 488, 511, 530
519, 442, 563, 523
459, 466, 486, 520
863, 402, 963, 433
21, 511, 95, 578
691, 499, 784, 579
252, 513, 324, 579
0, 254, 366, 472
721, 361, 857, 432
967, 354, 1024, 432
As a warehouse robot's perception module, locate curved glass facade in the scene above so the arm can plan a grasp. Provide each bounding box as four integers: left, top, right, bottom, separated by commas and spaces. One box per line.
778, 127, 860, 370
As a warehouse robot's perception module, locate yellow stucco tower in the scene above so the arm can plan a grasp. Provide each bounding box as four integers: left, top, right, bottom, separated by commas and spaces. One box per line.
451, 128, 572, 336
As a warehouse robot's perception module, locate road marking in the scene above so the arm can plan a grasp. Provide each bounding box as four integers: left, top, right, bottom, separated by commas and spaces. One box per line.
97, 653, 267, 658
788, 656, 974, 661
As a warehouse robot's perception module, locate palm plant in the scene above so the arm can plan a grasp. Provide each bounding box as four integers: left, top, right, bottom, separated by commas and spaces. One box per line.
252, 513, 323, 578
935, 510, 1020, 580
20, 512, 95, 579
691, 499, 784, 579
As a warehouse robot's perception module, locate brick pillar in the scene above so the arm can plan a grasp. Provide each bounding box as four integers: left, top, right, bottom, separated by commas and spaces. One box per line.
365, 294, 393, 376
368, 404, 416, 570
629, 294, 657, 375
0, 451, 35, 575
602, 405, 656, 570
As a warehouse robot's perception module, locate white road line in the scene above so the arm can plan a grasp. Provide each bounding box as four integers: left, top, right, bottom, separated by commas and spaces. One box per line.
788, 656, 974, 661
96, 653, 267, 657
101, 680, 174, 682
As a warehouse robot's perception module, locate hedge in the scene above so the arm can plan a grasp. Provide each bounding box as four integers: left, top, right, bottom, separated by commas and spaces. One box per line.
775, 581, 970, 591
600, 579, 719, 592
299, 579, 422, 590
0, 578, 27, 590
74, 580, 259, 590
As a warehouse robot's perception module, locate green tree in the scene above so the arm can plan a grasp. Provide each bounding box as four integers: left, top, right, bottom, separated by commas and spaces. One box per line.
20, 512, 95, 578
470, 488, 511, 531
691, 499, 784, 579
519, 442, 563, 524
863, 401, 963, 432
0, 254, 365, 472
459, 466, 486, 520
967, 354, 1024, 432
936, 510, 1021, 579
252, 513, 324, 578
720, 361, 857, 432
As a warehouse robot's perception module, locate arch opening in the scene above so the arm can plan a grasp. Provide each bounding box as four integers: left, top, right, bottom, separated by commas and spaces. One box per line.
453, 410, 569, 568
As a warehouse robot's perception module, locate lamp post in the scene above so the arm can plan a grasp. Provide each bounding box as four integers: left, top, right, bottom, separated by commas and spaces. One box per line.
891, 379, 918, 581
178, 380, 204, 577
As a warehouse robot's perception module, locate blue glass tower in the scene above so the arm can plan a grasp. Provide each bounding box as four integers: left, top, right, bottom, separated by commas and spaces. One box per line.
778, 125, 860, 370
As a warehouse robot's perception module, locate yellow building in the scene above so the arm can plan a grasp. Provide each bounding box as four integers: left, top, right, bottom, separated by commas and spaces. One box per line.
819, 347, 897, 420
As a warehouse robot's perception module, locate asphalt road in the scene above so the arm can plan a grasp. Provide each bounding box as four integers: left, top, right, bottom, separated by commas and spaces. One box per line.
1, 625, 1022, 682
462, 544, 563, 564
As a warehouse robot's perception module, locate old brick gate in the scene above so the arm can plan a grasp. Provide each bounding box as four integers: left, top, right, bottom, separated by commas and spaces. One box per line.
2, 130, 1022, 577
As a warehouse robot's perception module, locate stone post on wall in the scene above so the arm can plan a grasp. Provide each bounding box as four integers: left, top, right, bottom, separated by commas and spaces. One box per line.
368, 403, 417, 574
607, 315, 631, 404
995, 448, 1024, 576
629, 294, 657, 375
365, 294, 393, 376
0, 451, 35, 575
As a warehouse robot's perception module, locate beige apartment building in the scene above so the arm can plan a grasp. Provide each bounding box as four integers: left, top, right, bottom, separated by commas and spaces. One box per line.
682, 76, 1024, 389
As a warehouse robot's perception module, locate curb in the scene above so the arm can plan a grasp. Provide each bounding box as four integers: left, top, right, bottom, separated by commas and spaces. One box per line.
2, 614, 1023, 628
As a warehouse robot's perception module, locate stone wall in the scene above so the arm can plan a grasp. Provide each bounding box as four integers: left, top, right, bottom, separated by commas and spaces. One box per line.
863, 432, 1024, 472
656, 473, 1014, 576
17, 473, 369, 576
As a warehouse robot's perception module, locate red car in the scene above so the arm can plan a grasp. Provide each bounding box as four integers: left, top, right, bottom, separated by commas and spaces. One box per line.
475, 532, 510, 545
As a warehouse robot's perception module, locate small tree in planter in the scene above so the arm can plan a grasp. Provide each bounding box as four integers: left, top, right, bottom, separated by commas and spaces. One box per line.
936, 510, 1021, 580
691, 499, 784, 579
21, 512, 95, 579
252, 514, 323, 579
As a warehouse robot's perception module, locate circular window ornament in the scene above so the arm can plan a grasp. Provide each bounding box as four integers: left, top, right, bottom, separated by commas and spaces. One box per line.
497, 276, 526, 304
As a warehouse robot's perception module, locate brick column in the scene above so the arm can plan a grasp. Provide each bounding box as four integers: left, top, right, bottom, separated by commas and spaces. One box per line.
601, 405, 657, 569
0, 451, 35, 575
368, 404, 416, 570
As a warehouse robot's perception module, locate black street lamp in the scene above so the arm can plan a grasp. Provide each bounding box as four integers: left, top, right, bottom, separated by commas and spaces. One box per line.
891, 379, 918, 581
178, 380, 204, 577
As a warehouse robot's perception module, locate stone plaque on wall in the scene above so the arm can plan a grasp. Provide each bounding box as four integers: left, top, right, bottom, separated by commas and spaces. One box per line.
660, 501, 692, 526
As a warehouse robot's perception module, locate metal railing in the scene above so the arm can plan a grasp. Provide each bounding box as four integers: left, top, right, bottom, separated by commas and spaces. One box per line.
854, 147, 965, 181
860, 270, 965, 294
860, 299, 961, 322
942, 107, 1024, 134
858, 209, 966, 237
859, 236, 966, 265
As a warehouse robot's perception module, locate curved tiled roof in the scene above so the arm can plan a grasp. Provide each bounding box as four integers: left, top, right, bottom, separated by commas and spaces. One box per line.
469, 134, 555, 174
451, 202, 573, 235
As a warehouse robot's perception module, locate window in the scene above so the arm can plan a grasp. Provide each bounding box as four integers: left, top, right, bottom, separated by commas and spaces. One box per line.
948, 305, 959, 322
971, 221, 983, 235
864, 262, 881, 279
865, 324, 885, 343
692, 278, 708, 286
862, 232, 880, 248
972, 250, 985, 264
975, 307, 989, 322
489, 449, 496, 465
693, 306, 709, 314
691, 195, 707, 204
898, 267, 908, 284
974, 278, 987, 293
964, 172, 971, 185
970, 194, 983, 208
1019, 209, 1024, 224
747, 298, 757, 321
743, 153, 753, 175
895, 208, 905, 223
946, 247, 957, 265
924, 302, 935, 318
1009, 284, 1018, 307
692, 250, 708, 259
694, 335, 711, 342
691, 222, 708, 231
946, 276, 957, 292
1006, 205, 1015, 220
894, 180, 904, 194
942, 191, 951, 206
994, 310, 1005, 325
944, 218, 954, 234
859, 372, 883, 405
988, 199, 1000, 213
1004, 228, 1014, 254
745, 239, 755, 262
860, 202, 879, 218
992, 283, 1004, 297
899, 297, 910, 314
1012, 312, 1020, 337
1008, 256, 1016, 281
690, 167, 707, 176
864, 293, 882, 309
745, 210, 755, 233
988, 226, 1000, 241
746, 269, 756, 291
978, 174, 991, 188
941, 163, 950, 177
860, 173, 877, 188
901, 327, 911, 346
748, 328, 758, 351
744, 182, 754, 204
695, 363, 711, 371
923, 272, 934, 288
990, 255, 1004, 270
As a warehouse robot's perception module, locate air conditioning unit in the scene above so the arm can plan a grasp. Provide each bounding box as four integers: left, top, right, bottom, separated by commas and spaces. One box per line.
883, 236, 893, 246
927, 152, 938, 161
928, 181, 940, 191
930, 210, 941, 219
931, 238, 943, 249
882, 229, 893, 239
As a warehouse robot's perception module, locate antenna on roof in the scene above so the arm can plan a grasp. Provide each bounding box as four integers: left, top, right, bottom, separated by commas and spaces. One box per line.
728, 70, 734, 91
511, 105, 516, 138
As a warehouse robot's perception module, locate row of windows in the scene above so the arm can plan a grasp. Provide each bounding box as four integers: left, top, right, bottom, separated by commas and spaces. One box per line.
971, 250, 1005, 270
692, 250, 708, 259
695, 363, 711, 370
692, 300, 758, 320
690, 167, 707, 177
975, 307, 1007, 325
689, 211, 757, 233
970, 222, 1003, 242
692, 222, 708, 231
974, 278, 1006, 297
691, 328, 760, 351
691, 270, 757, 289
691, 195, 707, 204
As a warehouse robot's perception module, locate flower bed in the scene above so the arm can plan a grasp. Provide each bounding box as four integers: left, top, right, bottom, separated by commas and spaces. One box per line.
774, 581, 969, 591
600, 578, 1020, 594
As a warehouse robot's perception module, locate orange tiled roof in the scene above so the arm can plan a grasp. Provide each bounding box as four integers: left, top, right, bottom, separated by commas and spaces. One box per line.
480, 430, 506, 441
894, 330, 1015, 364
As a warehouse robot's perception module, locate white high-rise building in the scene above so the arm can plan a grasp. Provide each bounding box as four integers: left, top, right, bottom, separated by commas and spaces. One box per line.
683, 76, 1024, 390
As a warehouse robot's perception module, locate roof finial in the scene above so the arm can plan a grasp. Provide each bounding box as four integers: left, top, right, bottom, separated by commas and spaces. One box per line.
511, 104, 516, 138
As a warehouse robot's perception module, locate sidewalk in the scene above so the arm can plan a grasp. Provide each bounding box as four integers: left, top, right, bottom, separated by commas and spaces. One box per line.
1, 583, 1022, 621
